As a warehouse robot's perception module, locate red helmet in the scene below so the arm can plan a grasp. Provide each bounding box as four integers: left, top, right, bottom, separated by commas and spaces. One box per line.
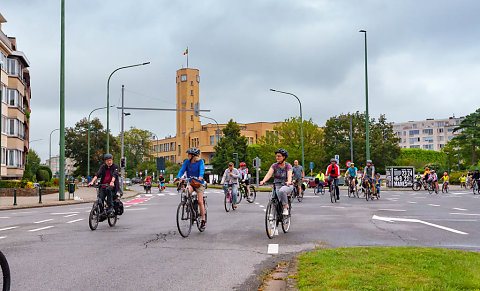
240, 162, 246, 167
443, 172, 447, 176
425, 167, 429, 170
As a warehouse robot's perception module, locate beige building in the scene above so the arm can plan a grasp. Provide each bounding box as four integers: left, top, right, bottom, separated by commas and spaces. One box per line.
46, 156, 76, 177
1, 12, 31, 179
393, 116, 465, 151
150, 67, 280, 164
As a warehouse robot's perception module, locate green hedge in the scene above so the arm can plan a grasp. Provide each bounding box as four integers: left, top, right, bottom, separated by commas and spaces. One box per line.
449, 171, 468, 185
396, 149, 447, 169
0, 180, 23, 188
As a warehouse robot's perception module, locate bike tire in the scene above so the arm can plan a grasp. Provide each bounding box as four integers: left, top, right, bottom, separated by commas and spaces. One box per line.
428, 185, 433, 194
297, 190, 303, 202
107, 213, 117, 227
347, 186, 352, 198
265, 201, 277, 239
224, 193, 232, 212
282, 200, 291, 233
412, 182, 421, 191
330, 189, 335, 203
197, 200, 207, 232
314, 187, 318, 195
176, 201, 192, 238
0, 251, 11, 291
247, 186, 257, 203
365, 187, 370, 201
88, 203, 100, 231
237, 187, 243, 204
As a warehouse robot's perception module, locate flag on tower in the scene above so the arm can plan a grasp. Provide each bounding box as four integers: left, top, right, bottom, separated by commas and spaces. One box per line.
183, 48, 188, 55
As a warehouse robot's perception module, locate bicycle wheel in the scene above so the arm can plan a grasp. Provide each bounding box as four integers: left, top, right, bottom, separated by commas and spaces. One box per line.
330, 188, 335, 203
365, 187, 370, 201
314, 187, 318, 195
0, 251, 11, 291
247, 186, 256, 203
435, 184, 439, 194
237, 186, 243, 204
265, 201, 277, 239
445, 184, 449, 193
347, 185, 352, 198
282, 200, 291, 233
107, 212, 117, 227
88, 202, 100, 231
176, 201, 192, 238
224, 193, 232, 212
412, 182, 421, 191
428, 184, 433, 194
355, 185, 359, 198
197, 200, 207, 232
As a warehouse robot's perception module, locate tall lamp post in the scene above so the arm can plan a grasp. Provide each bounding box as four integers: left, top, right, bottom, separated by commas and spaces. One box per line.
49, 128, 60, 171
270, 89, 304, 168
59, 0, 66, 200
87, 105, 114, 178
359, 30, 370, 161
106, 62, 150, 154
199, 115, 221, 145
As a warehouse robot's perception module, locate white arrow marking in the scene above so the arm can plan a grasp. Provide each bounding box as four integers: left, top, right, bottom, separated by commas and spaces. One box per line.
372, 215, 468, 235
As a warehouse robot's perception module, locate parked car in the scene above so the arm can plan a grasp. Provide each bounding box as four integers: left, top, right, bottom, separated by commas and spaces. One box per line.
303, 176, 316, 188
125, 178, 132, 186
131, 177, 142, 184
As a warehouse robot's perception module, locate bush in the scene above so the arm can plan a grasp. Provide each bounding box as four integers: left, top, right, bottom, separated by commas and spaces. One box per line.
37, 165, 53, 180
396, 149, 447, 169
25, 182, 34, 189
36, 169, 50, 182
449, 171, 468, 185
0, 180, 22, 188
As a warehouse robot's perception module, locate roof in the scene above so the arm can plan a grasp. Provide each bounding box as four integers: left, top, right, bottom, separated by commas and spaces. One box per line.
10, 50, 30, 67
0, 13, 6, 23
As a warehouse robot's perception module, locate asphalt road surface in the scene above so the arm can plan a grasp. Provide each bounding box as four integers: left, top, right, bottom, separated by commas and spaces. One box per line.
1, 185, 479, 290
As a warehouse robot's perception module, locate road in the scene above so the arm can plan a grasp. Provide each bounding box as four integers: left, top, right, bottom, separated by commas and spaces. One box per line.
1, 185, 479, 290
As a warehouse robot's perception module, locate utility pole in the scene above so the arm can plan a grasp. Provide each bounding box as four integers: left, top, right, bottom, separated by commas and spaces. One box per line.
121, 85, 125, 190
59, 0, 66, 200
359, 30, 370, 161
350, 115, 354, 162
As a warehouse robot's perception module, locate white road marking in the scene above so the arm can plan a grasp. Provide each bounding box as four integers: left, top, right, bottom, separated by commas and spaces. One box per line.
378, 209, 406, 212
334, 206, 345, 209
157, 194, 165, 196
12, 211, 36, 214
126, 208, 147, 211
428, 204, 440, 207
51, 212, 79, 215
452, 208, 467, 211
372, 215, 468, 235
0, 236, 5, 239
320, 205, 333, 208
34, 219, 53, 224
64, 214, 78, 218
254, 202, 259, 205
408, 201, 417, 204
125, 206, 131, 208
66, 219, 84, 224
263, 209, 266, 212
0, 217, 9, 219
29, 226, 54, 232
450, 213, 480, 216
259, 205, 265, 208
168, 193, 177, 196
145, 194, 153, 197
267, 244, 279, 254
414, 197, 426, 199
0, 226, 18, 231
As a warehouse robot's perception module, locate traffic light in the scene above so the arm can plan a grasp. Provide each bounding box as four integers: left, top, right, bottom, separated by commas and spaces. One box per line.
121, 157, 126, 168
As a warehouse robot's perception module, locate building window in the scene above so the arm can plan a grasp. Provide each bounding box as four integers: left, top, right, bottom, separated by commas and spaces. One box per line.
437, 128, 444, 133
438, 136, 444, 141
410, 145, 420, 149
190, 115, 193, 121
210, 136, 215, 145
409, 130, 419, 136
422, 129, 433, 135
191, 128, 193, 132
154, 145, 159, 153
409, 138, 419, 144
447, 128, 454, 132
422, 136, 434, 143
439, 144, 445, 149
191, 81, 193, 86
6, 149, 23, 168
437, 121, 444, 127
190, 90, 194, 96
7, 59, 17, 76
412, 124, 417, 129
181, 74, 187, 82
190, 103, 193, 109
0, 52, 7, 71
196, 75, 200, 83
423, 144, 434, 150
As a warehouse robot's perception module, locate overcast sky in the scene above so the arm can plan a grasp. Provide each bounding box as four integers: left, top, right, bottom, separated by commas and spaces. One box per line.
2, 0, 479, 161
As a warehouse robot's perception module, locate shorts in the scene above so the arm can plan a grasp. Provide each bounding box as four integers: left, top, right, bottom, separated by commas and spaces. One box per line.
242, 179, 250, 185
192, 183, 206, 193
295, 178, 303, 185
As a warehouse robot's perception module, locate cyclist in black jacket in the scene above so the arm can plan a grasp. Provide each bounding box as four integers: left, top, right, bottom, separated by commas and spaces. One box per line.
473, 169, 480, 189
88, 154, 120, 215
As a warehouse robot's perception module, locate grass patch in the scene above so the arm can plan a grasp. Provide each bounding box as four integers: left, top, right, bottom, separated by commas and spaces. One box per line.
297, 247, 480, 290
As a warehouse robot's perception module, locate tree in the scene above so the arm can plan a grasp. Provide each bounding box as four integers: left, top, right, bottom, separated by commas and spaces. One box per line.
65, 117, 119, 177
451, 108, 480, 165
23, 149, 41, 181
211, 120, 248, 174
114, 127, 154, 177
323, 112, 400, 173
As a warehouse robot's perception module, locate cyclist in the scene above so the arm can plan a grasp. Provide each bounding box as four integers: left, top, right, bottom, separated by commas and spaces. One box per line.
315, 170, 325, 192
375, 173, 381, 195
238, 162, 251, 197
292, 160, 305, 198
422, 167, 430, 189
260, 149, 293, 216
363, 160, 376, 196
158, 174, 165, 191
346, 163, 358, 190
427, 169, 438, 189
175, 147, 206, 229
221, 162, 241, 208
459, 174, 466, 188
88, 154, 120, 215
326, 158, 341, 200
473, 169, 480, 190
441, 172, 449, 189
467, 171, 473, 188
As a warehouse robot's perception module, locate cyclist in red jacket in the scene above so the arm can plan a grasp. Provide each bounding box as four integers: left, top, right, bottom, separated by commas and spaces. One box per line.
326, 158, 341, 200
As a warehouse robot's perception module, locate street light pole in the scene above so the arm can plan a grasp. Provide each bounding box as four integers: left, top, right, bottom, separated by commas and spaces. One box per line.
199, 115, 221, 145
349, 115, 354, 162
359, 30, 370, 161
106, 62, 150, 154
87, 105, 113, 178
270, 89, 304, 168
49, 128, 59, 171
59, 0, 66, 201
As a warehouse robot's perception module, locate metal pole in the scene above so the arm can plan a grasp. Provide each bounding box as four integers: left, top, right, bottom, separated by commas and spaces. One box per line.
13, 189, 17, 206
49, 128, 59, 171
270, 89, 304, 168
359, 30, 370, 160
59, 0, 66, 201
87, 105, 113, 178
106, 62, 150, 154
350, 115, 354, 162
121, 85, 125, 190
199, 115, 220, 145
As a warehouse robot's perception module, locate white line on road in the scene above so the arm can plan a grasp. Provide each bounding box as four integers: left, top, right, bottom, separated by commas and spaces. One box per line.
0, 226, 17, 232
378, 209, 406, 212
259, 205, 265, 208
64, 214, 78, 218
428, 204, 440, 207
66, 219, 84, 224
34, 219, 53, 224
51, 212, 79, 215
414, 197, 427, 199
157, 194, 165, 196
0, 217, 9, 219
450, 213, 480, 216
267, 244, 279, 254
452, 208, 467, 211
168, 193, 177, 196
334, 206, 345, 209
0, 236, 5, 239
254, 202, 259, 205
263, 209, 266, 212
408, 201, 417, 204
372, 215, 468, 235
126, 208, 147, 211
29, 226, 54, 232
145, 194, 153, 197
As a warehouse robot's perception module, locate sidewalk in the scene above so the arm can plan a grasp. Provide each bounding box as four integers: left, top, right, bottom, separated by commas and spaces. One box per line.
0, 187, 138, 211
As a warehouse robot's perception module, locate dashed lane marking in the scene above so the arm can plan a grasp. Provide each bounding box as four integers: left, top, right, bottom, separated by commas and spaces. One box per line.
29, 226, 54, 232
254, 202, 259, 205
267, 244, 279, 254
408, 201, 417, 204
0, 226, 18, 232
157, 194, 165, 196
51, 212, 79, 215
125, 208, 147, 211
66, 219, 84, 224
64, 214, 78, 218
168, 193, 177, 196
378, 209, 406, 212
145, 194, 153, 197
0, 217, 9, 219
428, 204, 440, 207
0, 236, 5, 239
450, 213, 480, 216
453, 208, 467, 211
259, 205, 265, 208
34, 219, 53, 224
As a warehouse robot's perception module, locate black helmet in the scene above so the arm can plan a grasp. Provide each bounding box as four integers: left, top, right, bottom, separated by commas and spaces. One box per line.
476, 169, 479, 171
186, 147, 200, 156
104, 154, 113, 160
275, 148, 288, 158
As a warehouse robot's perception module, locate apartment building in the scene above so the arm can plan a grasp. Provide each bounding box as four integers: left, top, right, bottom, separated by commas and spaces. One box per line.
46, 156, 76, 177
0, 12, 31, 179
150, 67, 280, 164
393, 116, 464, 151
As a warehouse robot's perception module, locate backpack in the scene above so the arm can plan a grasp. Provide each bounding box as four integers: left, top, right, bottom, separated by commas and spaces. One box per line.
114, 198, 124, 216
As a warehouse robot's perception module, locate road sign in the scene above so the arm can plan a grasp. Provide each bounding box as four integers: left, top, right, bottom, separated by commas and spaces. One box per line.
253, 157, 261, 168
335, 155, 339, 162
136, 171, 138, 176
346, 160, 352, 167
310, 162, 313, 170
157, 157, 166, 171
139, 171, 142, 176
145, 170, 148, 175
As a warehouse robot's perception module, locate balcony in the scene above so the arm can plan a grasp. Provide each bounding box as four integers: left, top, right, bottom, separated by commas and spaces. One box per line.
0, 30, 12, 50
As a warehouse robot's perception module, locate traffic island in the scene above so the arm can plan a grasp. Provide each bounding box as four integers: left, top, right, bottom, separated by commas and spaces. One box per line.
295, 247, 480, 290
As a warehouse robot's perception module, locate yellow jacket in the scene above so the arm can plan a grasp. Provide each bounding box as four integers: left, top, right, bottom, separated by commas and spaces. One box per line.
316, 173, 325, 181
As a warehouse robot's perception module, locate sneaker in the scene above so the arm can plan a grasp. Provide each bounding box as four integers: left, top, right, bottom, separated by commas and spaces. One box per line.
282, 208, 289, 216
200, 220, 206, 229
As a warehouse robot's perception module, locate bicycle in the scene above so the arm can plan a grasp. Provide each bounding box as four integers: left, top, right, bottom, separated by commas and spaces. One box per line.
473, 180, 480, 195
265, 185, 292, 239
441, 181, 449, 193
176, 178, 208, 238
347, 177, 358, 198
412, 178, 427, 191
238, 181, 257, 203
427, 181, 438, 195
364, 179, 376, 201
223, 183, 236, 212
292, 181, 304, 202
314, 181, 325, 195
89, 184, 119, 231
0, 251, 11, 291
328, 177, 338, 203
